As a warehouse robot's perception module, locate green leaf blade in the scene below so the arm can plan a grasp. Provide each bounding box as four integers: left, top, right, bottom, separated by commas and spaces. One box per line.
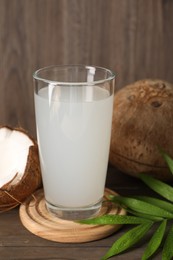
160, 149, 173, 175
111, 196, 173, 219
142, 220, 167, 260
101, 222, 153, 260
134, 196, 173, 214
78, 215, 152, 225
139, 173, 173, 203
162, 224, 173, 260
127, 209, 164, 222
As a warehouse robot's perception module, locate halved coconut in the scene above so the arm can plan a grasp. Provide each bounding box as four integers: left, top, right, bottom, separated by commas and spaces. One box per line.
0, 126, 42, 212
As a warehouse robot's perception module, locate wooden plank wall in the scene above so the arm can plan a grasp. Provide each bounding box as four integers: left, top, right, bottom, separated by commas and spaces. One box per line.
0, 0, 173, 136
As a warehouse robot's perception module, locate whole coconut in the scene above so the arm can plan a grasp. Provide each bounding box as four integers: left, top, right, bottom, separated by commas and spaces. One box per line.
109, 79, 173, 181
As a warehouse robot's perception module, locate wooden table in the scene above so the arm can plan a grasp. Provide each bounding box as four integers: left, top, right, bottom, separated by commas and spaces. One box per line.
0, 166, 163, 259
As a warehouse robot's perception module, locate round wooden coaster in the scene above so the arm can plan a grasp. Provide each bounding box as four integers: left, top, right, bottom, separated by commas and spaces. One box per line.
19, 188, 126, 243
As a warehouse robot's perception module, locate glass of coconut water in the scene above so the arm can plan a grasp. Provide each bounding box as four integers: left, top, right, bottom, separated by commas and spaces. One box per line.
33, 65, 115, 220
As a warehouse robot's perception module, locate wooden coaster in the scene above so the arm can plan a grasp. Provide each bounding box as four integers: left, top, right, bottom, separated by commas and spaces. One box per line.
19, 188, 126, 243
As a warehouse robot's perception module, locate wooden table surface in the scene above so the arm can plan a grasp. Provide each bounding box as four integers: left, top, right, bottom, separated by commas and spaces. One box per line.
0, 166, 164, 260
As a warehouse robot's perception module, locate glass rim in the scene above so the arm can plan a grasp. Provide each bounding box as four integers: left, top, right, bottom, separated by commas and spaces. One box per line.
33, 64, 115, 86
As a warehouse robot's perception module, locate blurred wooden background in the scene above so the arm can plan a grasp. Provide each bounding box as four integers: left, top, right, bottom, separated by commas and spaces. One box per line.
0, 0, 173, 137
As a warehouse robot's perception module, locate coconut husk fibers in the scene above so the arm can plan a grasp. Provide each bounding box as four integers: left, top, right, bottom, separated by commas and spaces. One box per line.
109, 79, 173, 181
0, 126, 42, 212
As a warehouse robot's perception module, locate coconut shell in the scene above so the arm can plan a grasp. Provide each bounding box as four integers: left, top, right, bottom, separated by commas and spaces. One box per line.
109, 79, 173, 181
0, 127, 42, 211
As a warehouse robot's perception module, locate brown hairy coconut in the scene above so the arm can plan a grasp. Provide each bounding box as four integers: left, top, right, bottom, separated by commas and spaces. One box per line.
109, 79, 173, 181
0, 126, 42, 212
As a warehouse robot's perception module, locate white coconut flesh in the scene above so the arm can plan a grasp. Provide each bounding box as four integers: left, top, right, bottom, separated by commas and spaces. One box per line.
0, 128, 33, 188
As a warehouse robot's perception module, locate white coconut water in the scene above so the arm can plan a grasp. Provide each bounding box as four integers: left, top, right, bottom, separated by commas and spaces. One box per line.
34, 85, 113, 208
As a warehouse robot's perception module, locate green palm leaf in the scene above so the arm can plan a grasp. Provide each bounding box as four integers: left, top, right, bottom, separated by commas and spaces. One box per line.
160, 149, 173, 175
134, 196, 173, 213
162, 224, 173, 260
142, 220, 167, 260
78, 215, 151, 225
139, 174, 173, 203
101, 222, 153, 260
110, 196, 173, 219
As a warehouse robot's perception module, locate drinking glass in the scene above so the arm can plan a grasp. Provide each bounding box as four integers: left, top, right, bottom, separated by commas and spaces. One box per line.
33, 65, 115, 220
